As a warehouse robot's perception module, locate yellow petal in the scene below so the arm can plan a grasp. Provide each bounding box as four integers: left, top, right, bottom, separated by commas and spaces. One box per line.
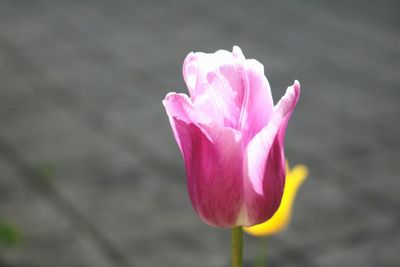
244, 163, 308, 236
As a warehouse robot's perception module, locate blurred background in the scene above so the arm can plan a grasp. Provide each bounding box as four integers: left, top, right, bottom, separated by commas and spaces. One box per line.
0, 0, 399, 266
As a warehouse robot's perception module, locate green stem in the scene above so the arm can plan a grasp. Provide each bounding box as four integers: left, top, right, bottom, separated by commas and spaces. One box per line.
231, 227, 243, 267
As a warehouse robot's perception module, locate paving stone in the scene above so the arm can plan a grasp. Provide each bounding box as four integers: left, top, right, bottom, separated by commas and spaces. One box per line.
0, 157, 115, 267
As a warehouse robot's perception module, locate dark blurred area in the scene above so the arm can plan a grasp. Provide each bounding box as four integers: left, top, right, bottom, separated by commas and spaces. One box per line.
0, 0, 399, 266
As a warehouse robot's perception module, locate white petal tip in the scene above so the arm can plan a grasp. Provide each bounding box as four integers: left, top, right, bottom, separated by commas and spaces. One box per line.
163, 92, 178, 101
287, 80, 301, 96
232, 45, 245, 60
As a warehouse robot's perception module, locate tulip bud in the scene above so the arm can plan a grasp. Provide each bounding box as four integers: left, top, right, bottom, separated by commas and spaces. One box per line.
163, 46, 300, 227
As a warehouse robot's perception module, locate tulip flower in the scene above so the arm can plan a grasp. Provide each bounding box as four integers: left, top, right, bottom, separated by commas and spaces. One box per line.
244, 163, 309, 236
163, 46, 300, 228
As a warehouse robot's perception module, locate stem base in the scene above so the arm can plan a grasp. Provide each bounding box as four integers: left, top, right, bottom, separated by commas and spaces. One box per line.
231, 227, 243, 267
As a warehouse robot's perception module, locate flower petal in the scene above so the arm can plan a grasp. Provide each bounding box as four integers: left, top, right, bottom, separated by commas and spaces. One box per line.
239, 59, 274, 144
173, 118, 244, 227
242, 81, 301, 226
163, 92, 212, 153
183, 49, 240, 100
163, 91, 246, 227
182, 47, 248, 129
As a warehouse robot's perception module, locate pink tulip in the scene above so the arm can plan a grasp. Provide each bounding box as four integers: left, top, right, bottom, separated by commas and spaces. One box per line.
163, 46, 300, 227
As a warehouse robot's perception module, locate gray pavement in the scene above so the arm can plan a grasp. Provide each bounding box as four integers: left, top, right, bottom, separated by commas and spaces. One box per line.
0, 0, 399, 266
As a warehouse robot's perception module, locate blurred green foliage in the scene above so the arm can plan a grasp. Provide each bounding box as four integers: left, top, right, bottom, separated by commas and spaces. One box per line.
38, 161, 56, 184
0, 219, 22, 247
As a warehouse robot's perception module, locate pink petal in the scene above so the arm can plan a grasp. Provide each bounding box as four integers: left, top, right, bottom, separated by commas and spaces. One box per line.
163, 92, 245, 227
243, 81, 301, 225
182, 47, 247, 129
162, 92, 212, 153
183, 49, 239, 100
239, 59, 274, 145
173, 118, 244, 227
183, 46, 274, 138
